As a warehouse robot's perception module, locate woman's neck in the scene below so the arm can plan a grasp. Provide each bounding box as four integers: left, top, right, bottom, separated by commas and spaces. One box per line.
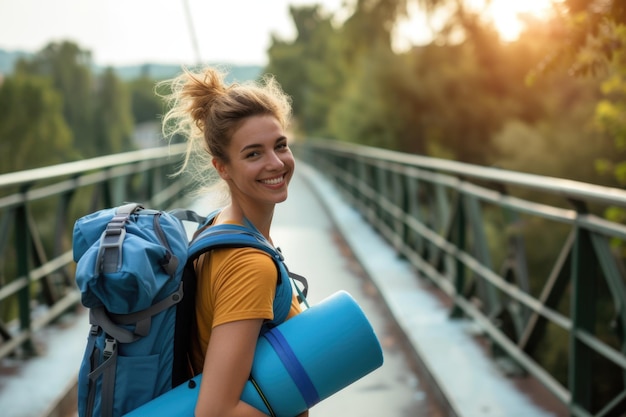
218, 203, 274, 240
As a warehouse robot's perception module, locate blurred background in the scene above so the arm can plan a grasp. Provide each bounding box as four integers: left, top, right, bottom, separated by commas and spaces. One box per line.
1, 0, 624, 188
1, 1, 626, 413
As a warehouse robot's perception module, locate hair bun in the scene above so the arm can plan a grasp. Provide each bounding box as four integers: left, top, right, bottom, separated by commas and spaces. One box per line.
185, 68, 229, 130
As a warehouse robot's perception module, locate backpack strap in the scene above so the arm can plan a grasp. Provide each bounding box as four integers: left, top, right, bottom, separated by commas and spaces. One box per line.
96, 203, 143, 274
173, 209, 310, 315
85, 281, 186, 417
89, 282, 184, 343
287, 270, 309, 306
188, 222, 297, 326
170, 208, 208, 226
87, 333, 117, 417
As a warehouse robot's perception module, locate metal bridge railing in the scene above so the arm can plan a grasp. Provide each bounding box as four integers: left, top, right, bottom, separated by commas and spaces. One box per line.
0, 144, 188, 362
294, 139, 626, 417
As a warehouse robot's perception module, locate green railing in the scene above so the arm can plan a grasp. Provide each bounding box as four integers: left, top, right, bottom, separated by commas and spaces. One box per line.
3, 139, 626, 416
0, 144, 188, 361
294, 140, 626, 417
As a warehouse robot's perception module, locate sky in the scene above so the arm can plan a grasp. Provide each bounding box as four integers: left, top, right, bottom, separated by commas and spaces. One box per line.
0, 0, 556, 68
0, 0, 348, 67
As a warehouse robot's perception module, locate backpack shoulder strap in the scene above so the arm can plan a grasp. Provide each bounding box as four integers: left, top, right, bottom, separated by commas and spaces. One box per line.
169, 208, 209, 226
189, 224, 281, 262
187, 223, 293, 325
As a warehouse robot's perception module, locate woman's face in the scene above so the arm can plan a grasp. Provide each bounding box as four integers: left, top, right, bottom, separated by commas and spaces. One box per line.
214, 115, 295, 208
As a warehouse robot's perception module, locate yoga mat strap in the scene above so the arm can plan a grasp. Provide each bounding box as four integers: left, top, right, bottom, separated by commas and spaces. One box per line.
263, 328, 320, 408
248, 375, 276, 417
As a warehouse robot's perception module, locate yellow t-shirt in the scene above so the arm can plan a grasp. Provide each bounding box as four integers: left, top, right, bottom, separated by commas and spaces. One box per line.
189, 245, 302, 373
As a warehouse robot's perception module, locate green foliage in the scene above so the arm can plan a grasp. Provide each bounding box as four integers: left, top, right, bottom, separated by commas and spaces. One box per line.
263, 1, 626, 411
532, 0, 626, 79
15, 41, 96, 157
0, 74, 75, 174
592, 24, 626, 185
328, 44, 398, 147
3, 40, 160, 165
267, 0, 612, 167
266, 5, 346, 137
0, 40, 262, 173
93, 68, 136, 155
406, 40, 507, 163
329, 43, 428, 152
128, 74, 166, 124
492, 96, 613, 185
340, 0, 407, 64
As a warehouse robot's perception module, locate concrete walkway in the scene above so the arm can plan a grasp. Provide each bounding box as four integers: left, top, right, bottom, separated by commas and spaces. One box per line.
296, 162, 561, 417
185, 165, 438, 416
0, 161, 561, 417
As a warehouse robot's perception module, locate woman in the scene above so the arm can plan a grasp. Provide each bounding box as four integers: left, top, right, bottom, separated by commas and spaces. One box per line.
161, 67, 308, 417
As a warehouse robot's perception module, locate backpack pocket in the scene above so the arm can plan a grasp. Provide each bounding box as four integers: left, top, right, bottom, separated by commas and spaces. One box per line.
113, 353, 160, 415
77, 335, 166, 417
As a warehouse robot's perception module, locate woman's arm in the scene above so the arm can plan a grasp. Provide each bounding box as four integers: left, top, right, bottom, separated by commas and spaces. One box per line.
195, 319, 268, 417
194, 250, 310, 417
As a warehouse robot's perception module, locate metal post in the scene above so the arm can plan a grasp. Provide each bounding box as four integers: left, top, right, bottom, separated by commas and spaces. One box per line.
15, 186, 36, 356
569, 224, 595, 413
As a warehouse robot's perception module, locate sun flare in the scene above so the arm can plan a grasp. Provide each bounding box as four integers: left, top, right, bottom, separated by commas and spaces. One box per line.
485, 0, 558, 41
393, 0, 559, 52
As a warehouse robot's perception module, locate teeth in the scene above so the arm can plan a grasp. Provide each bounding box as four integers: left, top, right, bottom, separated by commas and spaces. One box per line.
261, 176, 283, 185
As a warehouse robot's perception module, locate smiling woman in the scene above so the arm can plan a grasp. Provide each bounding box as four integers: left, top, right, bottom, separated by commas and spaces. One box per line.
157, 66, 310, 417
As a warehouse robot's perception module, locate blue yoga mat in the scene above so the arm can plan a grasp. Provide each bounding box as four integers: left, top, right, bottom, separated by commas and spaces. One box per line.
124, 291, 384, 416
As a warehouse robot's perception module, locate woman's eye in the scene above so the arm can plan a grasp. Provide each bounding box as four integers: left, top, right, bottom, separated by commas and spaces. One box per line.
246, 151, 260, 158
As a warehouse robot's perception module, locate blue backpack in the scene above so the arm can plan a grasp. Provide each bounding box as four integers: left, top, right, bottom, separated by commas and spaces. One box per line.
72, 203, 307, 417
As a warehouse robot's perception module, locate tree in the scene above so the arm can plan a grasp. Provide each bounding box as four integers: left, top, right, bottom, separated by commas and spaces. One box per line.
339, 0, 407, 66
266, 1, 413, 140
92, 68, 135, 155
15, 41, 95, 157
266, 5, 344, 137
326, 0, 428, 150
403, 0, 626, 77
128, 73, 165, 125
535, 0, 626, 77
592, 25, 626, 199
0, 74, 75, 174
328, 42, 430, 153
265, 0, 620, 168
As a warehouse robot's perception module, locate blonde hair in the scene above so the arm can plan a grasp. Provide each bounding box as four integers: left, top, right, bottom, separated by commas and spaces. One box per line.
159, 66, 292, 189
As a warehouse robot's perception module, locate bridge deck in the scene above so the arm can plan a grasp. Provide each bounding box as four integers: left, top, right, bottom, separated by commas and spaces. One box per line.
0, 162, 562, 417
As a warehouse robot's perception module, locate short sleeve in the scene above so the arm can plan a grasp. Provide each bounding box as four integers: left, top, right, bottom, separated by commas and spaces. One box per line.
210, 247, 278, 327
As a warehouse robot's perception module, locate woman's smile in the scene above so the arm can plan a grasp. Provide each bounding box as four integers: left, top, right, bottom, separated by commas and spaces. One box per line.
217, 115, 295, 208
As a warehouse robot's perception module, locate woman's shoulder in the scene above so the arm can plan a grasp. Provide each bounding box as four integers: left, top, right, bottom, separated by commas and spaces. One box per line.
211, 246, 276, 271
209, 246, 278, 292
212, 245, 273, 259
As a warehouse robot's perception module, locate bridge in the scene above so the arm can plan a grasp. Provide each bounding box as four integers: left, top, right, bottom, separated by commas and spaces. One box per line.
0, 140, 624, 417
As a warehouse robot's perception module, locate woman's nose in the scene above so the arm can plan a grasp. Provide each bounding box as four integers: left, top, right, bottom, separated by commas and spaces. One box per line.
266, 151, 285, 170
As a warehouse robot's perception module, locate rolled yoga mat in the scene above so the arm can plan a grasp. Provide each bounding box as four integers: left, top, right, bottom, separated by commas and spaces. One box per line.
124, 290, 384, 416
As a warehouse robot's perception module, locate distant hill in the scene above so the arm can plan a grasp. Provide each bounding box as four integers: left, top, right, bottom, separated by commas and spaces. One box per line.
0, 48, 263, 82
109, 63, 264, 82
0, 49, 31, 74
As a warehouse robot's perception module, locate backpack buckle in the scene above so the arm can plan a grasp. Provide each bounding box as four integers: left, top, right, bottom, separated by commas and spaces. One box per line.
90, 324, 101, 337
103, 337, 117, 359
96, 224, 127, 274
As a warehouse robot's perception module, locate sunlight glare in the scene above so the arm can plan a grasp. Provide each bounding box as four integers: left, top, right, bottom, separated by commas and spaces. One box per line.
487, 0, 557, 41
393, 0, 559, 52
